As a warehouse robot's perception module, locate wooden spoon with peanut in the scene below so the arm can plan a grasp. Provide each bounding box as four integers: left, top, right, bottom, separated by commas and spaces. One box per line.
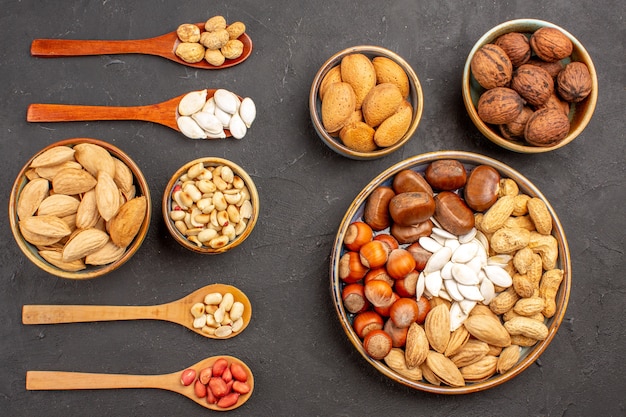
27, 355, 254, 411
31, 23, 252, 70
22, 283, 251, 339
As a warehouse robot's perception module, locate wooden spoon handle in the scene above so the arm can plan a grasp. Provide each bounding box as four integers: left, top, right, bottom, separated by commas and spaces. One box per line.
31, 38, 154, 57
28, 103, 163, 124
26, 371, 168, 390
22, 304, 167, 324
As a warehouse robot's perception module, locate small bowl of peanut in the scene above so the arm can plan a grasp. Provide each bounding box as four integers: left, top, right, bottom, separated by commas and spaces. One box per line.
330, 150, 571, 393
9, 138, 152, 279
463, 19, 598, 153
309, 45, 424, 160
163, 157, 259, 254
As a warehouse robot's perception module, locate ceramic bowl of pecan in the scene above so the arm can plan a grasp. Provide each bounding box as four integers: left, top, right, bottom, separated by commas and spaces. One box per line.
463, 19, 597, 153
330, 150, 571, 393
162, 157, 259, 254
309, 45, 424, 160
9, 138, 151, 279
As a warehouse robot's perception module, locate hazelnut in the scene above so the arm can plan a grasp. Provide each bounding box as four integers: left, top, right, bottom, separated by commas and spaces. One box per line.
524, 107, 570, 147
477, 87, 524, 125
494, 32, 531, 67
510, 64, 554, 107
530, 27, 573, 62
470, 44, 513, 89
557, 62, 593, 103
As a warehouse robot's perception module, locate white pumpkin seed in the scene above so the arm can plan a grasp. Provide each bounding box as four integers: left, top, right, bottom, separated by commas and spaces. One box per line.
177, 116, 208, 139
487, 254, 513, 267
419, 236, 443, 253
441, 261, 454, 280
479, 277, 496, 305
458, 227, 477, 244
214, 106, 232, 128
228, 113, 247, 139
456, 283, 484, 301
424, 246, 452, 274
178, 89, 207, 116
424, 270, 442, 297
444, 238, 460, 252
451, 263, 479, 285
459, 299, 477, 315
202, 97, 217, 114
432, 227, 457, 240
483, 265, 513, 287
192, 111, 224, 134
449, 302, 468, 332
214, 89, 240, 114
239, 97, 256, 128
451, 241, 479, 263
415, 271, 425, 299
444, 278, 464, 302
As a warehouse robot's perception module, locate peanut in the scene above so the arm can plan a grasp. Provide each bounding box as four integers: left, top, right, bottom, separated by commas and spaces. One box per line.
490, 227, 531, 253
481, 195, 515, 233
512, 273, 535, 298
527, 197, 552, 235
513, 297, 545, 316
539, 269, 564, 318
504, 316, 549, 340
528, 232, 559, 270
489, 287, 520, 315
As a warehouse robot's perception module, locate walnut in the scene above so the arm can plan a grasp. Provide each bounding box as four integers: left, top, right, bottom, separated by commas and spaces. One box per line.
200, 29, 229, 50
477, 87, 524, 125
226, 22, 246, 40
494, 32, 531, 67
470, 44, 513, 89
500, 106, 534, 140
530, 27, 573, 62
524, 107, 570, 147
205, 49, 226, 66
221, 39, 244, 59
539, 91, 570, 116
175, 42, 205, 63
176, 24, 201, 43
557, 62, 592, 103
510, 64, 554, 107
526, 59, 564, 79
205, 15, 227, 32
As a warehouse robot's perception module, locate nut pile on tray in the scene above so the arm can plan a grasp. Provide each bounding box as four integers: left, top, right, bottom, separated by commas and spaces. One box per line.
16, 143, 147, 271
339, 159, 564, 386
471, 26, 593, 147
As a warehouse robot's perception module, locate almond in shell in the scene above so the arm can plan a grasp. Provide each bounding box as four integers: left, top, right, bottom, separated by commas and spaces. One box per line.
112, 157, 134, 195
404, 322, 429, 368
52, 168, 97, 195
108, 196, 147, 248
339, 121, 376, 152
74, 143, 116, 178
85, 240, 126, 265
39, 249, 86, 272
340, 53, 377, 109
425, 350, 465, 387
95, 171, 121, 222
362, 83, 403, 128
372, 56, 410, 98
29, 146, 76, 168
373, 100, 413, 148
62, 228, 109, 262
450, 339, 490, 368
384, 348, 423, 381
17, 178, 49, 220
35, 161, 83, 181
37, 194, 80, 218
425, 303, 451, 354
463, 314, 511, 347
460, 355, 498, 382
321, 82, 356, 133
19, 215, 72, 240
496, 345, 521, 374
76, 189, 100, 230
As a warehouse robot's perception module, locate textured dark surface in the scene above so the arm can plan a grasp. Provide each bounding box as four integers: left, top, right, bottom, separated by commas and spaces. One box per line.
1, 1, 624, 416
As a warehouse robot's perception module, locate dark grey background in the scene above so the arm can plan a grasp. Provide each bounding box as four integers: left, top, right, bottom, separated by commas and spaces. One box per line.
1, 1, 624, 416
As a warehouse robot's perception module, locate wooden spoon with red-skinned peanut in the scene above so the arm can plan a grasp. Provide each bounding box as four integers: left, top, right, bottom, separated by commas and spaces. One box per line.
31, 23, 252, 70
22, 283, 251, 339
26, 355, 254, 411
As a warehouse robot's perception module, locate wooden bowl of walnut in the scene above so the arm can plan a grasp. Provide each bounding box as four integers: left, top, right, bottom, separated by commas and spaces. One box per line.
330, 151, 571, 393
462, 19, 598, 153
162, 157, 259, 254
309, 45, 424, 160
9, 138, 151, 279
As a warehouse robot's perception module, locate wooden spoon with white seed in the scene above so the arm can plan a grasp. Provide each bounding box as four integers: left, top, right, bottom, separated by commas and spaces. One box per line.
22, 283, 251, 339
26, 355, 254, 411
31, 23, 252, 70
26, 88, 239, 136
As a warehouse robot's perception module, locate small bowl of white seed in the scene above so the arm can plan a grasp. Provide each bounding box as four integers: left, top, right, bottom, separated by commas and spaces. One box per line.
162, 157, 259, 254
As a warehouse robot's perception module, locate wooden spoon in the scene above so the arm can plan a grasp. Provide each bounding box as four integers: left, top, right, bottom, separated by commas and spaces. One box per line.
22, 283, 251, 339
31, 23, 253, 70
27, 88, 235, 134
26, 355, 254, 411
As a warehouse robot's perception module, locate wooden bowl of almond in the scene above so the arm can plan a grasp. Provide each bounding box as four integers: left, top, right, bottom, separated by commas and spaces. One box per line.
309, 45, 424, 160
9, 138, 151, 279
330, 151, 571, 393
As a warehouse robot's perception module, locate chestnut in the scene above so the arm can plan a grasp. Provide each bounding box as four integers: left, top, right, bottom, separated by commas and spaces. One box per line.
363, 186, 395, 230
359, 240, 389, 269
353, 310, 384, 338
386, 248, 416, 280
392, 169, 433, 195
406, 242, 432, 271
464, 165, 501, 212
425, 159, 467, 191
343, 221, 373, 251
342, 283, 370, 314
433, 191, 475, 235
338, 251, 369, 283
391, 219, 433, 244
389, 192, 435, 226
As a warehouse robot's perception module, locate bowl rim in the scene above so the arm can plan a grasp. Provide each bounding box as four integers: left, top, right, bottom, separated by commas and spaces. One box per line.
8, 138, 152, 279
329, 150, 571, 394
162, 156, 259, 254
309, 45, 424, 160
462, 18, 598, 153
